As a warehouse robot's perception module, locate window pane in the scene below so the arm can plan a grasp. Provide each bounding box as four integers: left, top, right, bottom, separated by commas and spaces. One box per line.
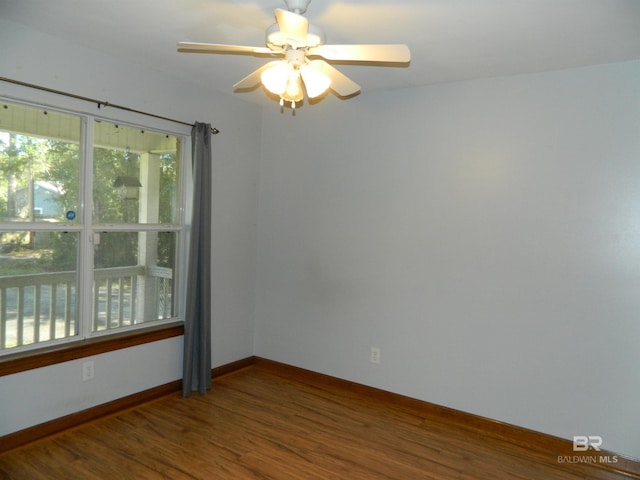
0, 231, 79, 350
93, 121, 180, 225
0, 99, 185, 355
0, 102, 81, 223
92, 231, 176, 332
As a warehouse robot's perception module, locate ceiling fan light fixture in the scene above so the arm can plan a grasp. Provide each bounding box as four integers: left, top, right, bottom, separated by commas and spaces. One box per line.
261, 59, 306, 106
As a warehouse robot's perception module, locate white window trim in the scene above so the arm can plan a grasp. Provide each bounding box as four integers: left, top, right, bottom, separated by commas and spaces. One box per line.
0, 93, 193, 356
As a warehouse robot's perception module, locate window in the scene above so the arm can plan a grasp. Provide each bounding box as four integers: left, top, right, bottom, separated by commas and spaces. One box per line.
0, 100, 187, 353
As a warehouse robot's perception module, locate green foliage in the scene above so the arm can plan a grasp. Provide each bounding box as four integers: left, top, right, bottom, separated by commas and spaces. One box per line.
159, 153, 177, 224
47, 232, 78, 271
0, 133, 50, 220
93, 147, 140, 224
44, 140, 80, 216
1, 126, 179, 274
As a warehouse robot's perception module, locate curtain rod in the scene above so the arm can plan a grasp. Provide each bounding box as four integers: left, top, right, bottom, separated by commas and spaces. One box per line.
0, 76, 220, 135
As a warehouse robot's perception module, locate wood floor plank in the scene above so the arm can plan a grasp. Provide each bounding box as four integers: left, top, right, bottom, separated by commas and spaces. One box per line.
0, 363, 637, 479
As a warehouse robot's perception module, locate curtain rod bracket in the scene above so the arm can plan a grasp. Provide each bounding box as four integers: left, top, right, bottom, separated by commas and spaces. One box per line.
211, 127, 220, 135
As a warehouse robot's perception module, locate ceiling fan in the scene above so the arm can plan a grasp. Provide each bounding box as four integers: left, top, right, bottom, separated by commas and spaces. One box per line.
177, 0, 411, 109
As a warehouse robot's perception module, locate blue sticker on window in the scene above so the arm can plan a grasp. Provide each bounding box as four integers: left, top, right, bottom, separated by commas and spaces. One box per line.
66, 210, 76, 221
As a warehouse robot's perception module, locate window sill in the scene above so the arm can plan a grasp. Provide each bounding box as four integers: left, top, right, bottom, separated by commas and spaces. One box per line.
0, 322, 184, 377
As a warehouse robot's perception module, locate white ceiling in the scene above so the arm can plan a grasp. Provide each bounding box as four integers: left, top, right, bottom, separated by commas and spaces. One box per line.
3, 0, 640, 104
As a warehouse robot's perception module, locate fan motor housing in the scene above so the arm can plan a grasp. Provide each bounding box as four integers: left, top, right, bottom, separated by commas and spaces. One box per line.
266, 22, 325, 50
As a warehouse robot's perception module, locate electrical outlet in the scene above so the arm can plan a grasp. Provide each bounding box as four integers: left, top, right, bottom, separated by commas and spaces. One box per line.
370, 347, 381, 364
82, 360, 95, 381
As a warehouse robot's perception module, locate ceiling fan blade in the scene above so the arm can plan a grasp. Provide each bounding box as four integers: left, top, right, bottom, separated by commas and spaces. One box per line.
233, 61, 283, 90
310, 60, 361, 97
274, 8, 309, 46
308, 44, 411, 63
177, 42, 273, 55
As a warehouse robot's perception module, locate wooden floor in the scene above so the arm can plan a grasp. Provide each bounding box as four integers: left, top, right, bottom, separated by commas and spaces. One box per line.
0, 360, 637, 479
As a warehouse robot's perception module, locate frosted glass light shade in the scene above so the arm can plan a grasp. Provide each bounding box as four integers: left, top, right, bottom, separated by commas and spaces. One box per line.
261, 62, 290, 95
282, 72, 304, 103
300, 64, 331, 98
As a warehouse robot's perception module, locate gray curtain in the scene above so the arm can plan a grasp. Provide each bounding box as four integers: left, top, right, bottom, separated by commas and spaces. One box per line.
182, 122, 212, 396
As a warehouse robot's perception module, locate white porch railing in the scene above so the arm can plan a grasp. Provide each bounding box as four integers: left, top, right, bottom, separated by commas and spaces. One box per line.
0, 266, 173, 350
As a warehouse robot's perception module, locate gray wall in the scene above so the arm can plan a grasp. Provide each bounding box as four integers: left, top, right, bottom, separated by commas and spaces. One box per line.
255, 61, 640, 459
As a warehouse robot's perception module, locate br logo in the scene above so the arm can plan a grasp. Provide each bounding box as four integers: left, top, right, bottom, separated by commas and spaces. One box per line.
573, 435, 603, 452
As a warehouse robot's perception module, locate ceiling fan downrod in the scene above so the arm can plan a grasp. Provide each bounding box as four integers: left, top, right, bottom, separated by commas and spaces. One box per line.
284, 0, 311, 15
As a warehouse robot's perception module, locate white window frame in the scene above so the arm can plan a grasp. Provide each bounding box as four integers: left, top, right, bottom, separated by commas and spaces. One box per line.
0, 94, 192, 356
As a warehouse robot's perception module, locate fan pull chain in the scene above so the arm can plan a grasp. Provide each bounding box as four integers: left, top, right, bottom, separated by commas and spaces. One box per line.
278, 97, 297, 114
